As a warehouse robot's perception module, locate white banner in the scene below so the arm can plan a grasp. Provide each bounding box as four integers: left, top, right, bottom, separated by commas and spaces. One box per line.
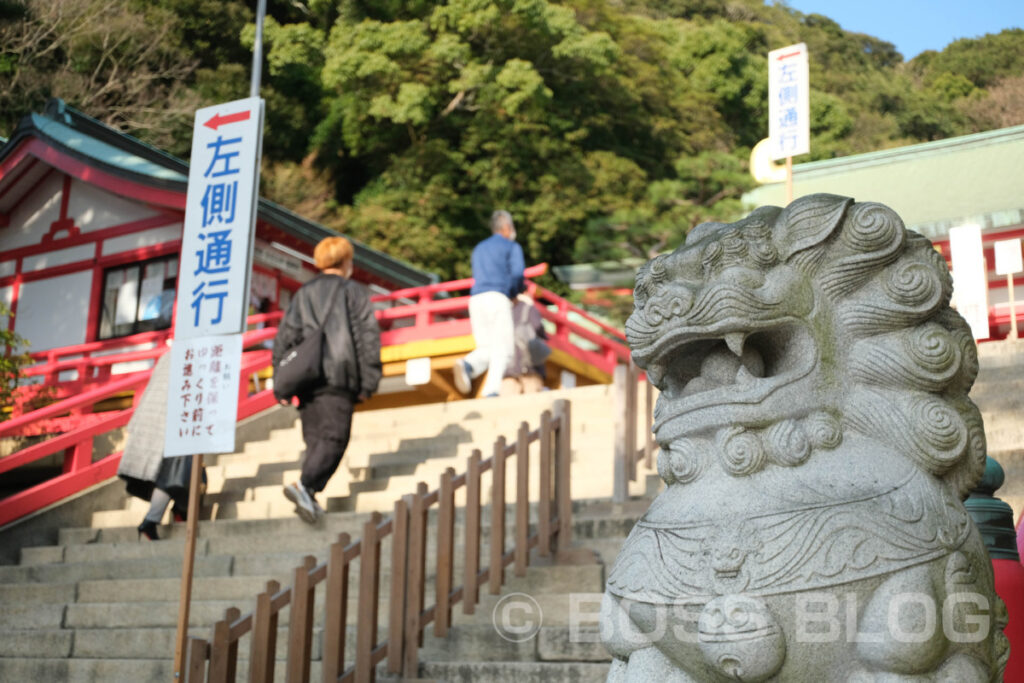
949, 225, 990, 340
164, 334, 243, 457
175, 97, 265, 340
768, 43, 810, 161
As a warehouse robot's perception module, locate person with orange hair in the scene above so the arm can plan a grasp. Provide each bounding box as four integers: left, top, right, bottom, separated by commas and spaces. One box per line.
272, 236, 381, 523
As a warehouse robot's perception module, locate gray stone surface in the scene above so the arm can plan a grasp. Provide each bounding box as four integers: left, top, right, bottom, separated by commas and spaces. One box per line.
603, 194, 1008, 680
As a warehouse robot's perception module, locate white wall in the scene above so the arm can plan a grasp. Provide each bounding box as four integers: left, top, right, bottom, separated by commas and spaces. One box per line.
14, 271, 92, 351
23, 244, 95, 271
70, 179, 161, 233
101, 223, 182, 256
0, 173, 63, 251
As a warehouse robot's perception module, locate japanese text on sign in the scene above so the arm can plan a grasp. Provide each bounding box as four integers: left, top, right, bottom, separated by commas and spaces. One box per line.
768, 43, 810, 161
174, 97, 265, 340
164, 334, 243, 456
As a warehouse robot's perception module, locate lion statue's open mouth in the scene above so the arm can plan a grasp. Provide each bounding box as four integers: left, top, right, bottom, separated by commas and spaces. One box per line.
602, 194, 1008, 682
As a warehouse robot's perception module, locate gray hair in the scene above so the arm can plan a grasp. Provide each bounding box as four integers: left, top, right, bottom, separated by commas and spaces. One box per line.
491, 210, 514, 234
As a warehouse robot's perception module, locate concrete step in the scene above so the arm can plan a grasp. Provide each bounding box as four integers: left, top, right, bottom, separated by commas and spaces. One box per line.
0, 657, 342, 683
0, 658, 175, 683
0, 554, 234, 586
420, 660, 611, 682
0, 581, 76, 605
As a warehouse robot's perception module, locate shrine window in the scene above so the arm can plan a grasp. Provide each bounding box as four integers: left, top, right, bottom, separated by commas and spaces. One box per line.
98, 256, 179, 339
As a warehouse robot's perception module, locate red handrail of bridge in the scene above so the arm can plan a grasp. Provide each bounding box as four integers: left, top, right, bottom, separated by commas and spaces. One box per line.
0, 266, 629, 528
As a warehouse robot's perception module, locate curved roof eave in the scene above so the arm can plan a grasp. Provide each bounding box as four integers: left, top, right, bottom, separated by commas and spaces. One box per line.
0, 100, 438, 289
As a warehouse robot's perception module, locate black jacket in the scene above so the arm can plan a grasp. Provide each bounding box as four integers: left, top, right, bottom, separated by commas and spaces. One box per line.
272, 274, 382, 400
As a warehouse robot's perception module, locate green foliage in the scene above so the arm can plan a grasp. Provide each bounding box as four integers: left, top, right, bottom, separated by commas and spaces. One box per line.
2, 0, 1023, 301
0, 304, 31, 419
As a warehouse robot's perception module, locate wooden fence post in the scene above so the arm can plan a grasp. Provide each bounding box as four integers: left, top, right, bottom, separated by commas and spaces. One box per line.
514, 421, 530, 577
187, 637, 209, 683
538, 410, 553, 558
463, 450, 482, 615
208, 606, 240, 683
286, 555, 317, 683
402, 490, 426, 678
434, 468, 455, 637
387, 500, 409, 674
249, 579, 280, 683
554, 400, 573, 555
489, 436, 507, 595
355, 513, 382, 683
322, 534, 351, 683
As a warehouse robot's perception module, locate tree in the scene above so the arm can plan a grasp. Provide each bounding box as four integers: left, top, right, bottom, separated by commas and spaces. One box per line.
0, 0, 199, 155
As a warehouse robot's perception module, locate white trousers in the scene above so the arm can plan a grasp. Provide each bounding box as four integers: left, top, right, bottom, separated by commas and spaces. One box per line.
464, 291, 515, 397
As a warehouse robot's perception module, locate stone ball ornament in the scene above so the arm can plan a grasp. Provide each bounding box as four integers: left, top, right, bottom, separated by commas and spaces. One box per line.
601, 194, 1008, 681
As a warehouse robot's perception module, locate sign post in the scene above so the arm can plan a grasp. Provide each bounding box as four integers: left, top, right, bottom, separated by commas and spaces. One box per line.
995, 238, 1023, 339
768, 43, 810, 204
170, 96, 264, 681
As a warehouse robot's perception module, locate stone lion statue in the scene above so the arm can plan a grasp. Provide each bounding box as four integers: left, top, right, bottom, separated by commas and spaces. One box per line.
602, 194, 1008, 681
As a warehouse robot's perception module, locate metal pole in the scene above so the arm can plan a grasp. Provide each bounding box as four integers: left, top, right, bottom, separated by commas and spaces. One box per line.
785, 156, 793, 204
172, 453, 204, 681
250, 0, 268, 98
1008, 273, 1018, 340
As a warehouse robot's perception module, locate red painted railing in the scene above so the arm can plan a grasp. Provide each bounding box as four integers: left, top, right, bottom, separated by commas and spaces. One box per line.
0, 266, 628, 527
0, 326, 279, 527
371, 262, 630, 373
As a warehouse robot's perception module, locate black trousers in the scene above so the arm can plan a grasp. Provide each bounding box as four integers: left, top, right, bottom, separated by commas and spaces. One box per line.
298, 391, 355, 493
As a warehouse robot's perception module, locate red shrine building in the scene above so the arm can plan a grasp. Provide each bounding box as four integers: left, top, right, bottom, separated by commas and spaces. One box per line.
0, 99, 436, 354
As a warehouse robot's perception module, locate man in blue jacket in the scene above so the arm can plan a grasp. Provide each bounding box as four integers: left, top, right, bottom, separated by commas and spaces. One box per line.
453, 210, 525, 397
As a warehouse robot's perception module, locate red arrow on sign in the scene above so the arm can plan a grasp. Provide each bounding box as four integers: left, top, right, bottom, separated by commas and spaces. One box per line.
203, 110, 251, 130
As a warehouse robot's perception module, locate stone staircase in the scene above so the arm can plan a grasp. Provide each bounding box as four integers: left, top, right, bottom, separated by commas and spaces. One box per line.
1, 336, 1021, 682
0, 384, 657, 682
973, 339, 1024, 524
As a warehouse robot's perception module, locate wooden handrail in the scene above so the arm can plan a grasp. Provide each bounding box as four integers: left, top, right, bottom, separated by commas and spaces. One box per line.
189, 401, 573, 682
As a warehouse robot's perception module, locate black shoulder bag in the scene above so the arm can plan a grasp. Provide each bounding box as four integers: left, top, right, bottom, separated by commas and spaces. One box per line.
273, 281, 343, 400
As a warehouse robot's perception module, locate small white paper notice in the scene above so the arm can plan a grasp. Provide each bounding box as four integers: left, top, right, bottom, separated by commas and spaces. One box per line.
164, 333, 243, 457
405, 357, 432, 386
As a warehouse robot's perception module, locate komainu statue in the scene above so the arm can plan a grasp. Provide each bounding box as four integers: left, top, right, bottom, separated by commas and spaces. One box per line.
602, 194, 1009, 681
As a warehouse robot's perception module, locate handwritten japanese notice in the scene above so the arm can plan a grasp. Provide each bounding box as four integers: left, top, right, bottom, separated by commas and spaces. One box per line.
768, 43, 810, 161
164, 334, 243, 456
174, 97, 265, 340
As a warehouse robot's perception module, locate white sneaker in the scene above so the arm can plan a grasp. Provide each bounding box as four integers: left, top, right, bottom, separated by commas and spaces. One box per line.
283, 482, 321, 524
453, 359, 472, 395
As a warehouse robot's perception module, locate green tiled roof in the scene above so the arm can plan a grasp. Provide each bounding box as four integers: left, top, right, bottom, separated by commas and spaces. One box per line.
743, 125, 1024, 240
31, 114, 188, 183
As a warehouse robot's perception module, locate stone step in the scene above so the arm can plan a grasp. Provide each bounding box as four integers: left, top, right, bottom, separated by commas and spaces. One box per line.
0, 554, 234, 586
0, 658, 176, 683
0, 581, 77, 605
420, 660, 611, 682
76, 576, 274, 604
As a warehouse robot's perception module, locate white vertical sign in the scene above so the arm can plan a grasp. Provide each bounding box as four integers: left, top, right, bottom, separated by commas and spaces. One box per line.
164, 334, 243, 456
768, 43, 810, 161
994, 238, 1023, 276
949, 225, 990, 340
175, 97, 265, 340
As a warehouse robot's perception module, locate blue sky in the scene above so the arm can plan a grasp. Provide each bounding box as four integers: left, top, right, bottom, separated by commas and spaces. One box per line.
776, 1, 1024, 59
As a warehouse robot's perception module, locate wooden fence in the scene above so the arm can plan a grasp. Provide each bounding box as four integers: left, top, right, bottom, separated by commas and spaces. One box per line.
178, 400, 573, 682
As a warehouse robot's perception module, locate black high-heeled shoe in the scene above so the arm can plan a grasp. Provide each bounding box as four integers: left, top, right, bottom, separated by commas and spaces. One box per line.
137, 520, 159, 541
172, 504, 187, 523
